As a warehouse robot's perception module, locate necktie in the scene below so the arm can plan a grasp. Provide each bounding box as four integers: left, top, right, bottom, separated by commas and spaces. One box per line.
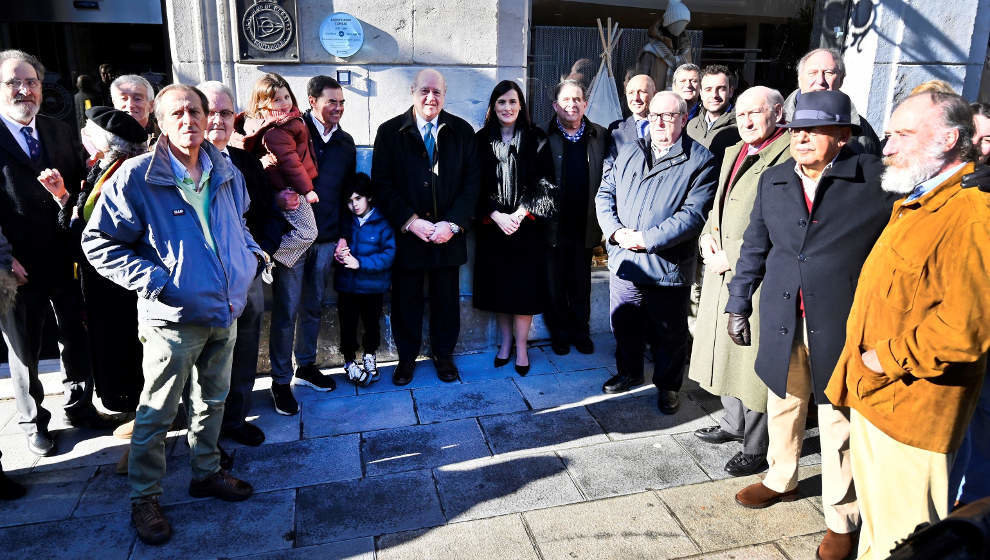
638, 119, 649, 139
20, 126, 40, 162
423, 122, 435, 162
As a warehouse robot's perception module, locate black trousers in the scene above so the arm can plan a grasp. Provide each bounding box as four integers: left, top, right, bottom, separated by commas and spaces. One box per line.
0, 280, 94, 434
391, 266, 460, 361
337, 292, 384, 362
223, 274, 264, 430
608, 276, 689, 391
545, 244, 592, 343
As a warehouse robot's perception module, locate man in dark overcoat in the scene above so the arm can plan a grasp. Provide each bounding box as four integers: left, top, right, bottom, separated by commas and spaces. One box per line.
372, 68, 480, 385
0, 50, 116, 459
724, 90, 898, 560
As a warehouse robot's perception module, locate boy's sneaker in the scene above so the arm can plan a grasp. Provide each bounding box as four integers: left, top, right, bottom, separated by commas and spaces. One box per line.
270, 383, 299, 415
345, 361, 368, 385
293, 364, 337, 392
362, 354, 380, 386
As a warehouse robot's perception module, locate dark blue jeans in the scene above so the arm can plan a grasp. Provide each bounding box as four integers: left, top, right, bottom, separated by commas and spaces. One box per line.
269, 241, 335, 384
223, 274, 264, 429
948, 365, 990, 506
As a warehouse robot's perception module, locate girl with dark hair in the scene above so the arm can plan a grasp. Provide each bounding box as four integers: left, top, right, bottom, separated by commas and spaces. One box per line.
473, 80, 558, 375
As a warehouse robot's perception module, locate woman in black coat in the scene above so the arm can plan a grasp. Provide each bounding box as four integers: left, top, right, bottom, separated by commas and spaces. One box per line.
473, 80, 557, 375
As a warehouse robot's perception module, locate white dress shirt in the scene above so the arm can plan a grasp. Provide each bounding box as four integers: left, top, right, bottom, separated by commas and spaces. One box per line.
0, 112, 38, 158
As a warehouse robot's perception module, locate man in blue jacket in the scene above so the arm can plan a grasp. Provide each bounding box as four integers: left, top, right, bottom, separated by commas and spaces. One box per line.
82, 84, 262, 546
596, 90, 717, 414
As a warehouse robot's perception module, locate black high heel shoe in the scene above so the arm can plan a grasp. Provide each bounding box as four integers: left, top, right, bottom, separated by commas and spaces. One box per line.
494, 355, 510, 368
514, 363, 530, 376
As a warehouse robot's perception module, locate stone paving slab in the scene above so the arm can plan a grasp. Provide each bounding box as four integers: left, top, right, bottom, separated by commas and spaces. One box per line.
0, 465, 94, 527
434, 452, 583, 522
513, 368, 616, 410
356, 359, 445, 394
523, 492, 700, 560
0, 432, 39, 472
413, 378, 529, 423
33, 430, 129, 472
0, 511, 133, 560
656, 469, 825, 553
294, 469, 445, 546
301, 390, 417, 438
73, 458, 214, 517
586, 393, 717, 441
478, 407, 608, 456
454, 349, 556, 383
362, 419, 490, 477
557, 434, 711, 499
776, 531, 826, 559
680, 543, 789, 559
376, 514, 540, 560
131, 489, 296, 560
232, 537, 375, 559
233, 435, 362, 492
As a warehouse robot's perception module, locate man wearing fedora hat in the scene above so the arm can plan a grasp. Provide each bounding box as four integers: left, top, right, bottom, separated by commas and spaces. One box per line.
724, 90, 899, 560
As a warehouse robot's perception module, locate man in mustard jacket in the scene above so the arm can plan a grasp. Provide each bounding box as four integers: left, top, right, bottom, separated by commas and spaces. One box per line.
826, 92, 990, 559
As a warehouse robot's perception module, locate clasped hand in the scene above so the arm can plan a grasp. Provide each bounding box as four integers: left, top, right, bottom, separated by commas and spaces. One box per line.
490, 208, 526, 236
699, 233, 731, 274
613, 228, 646, 250
409, 219, 453, 244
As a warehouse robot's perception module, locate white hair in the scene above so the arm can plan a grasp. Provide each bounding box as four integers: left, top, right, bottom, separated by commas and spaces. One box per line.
196, 80, 238, 111
111, 74, 154, 101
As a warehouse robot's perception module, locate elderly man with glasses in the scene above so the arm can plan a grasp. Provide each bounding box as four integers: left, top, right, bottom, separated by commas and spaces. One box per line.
595, 90, 717, 414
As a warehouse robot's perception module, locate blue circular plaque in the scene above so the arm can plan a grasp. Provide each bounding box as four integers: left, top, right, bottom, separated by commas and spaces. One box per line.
319, 13, 364, 58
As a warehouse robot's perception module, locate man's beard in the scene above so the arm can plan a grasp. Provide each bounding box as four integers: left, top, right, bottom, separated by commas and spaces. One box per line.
7, 98, 38, 122
881, 144, 947, 194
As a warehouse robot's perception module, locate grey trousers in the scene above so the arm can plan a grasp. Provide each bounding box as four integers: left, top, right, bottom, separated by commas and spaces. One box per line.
718, 395, 769, 455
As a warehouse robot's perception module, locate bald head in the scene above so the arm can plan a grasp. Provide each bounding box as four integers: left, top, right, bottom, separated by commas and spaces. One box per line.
625, 74, 656, 118
411, 69, 446, 121
735, 86, 784, 146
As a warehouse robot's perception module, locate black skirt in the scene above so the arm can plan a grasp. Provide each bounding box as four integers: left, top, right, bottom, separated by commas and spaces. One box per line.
472, 217, 549, 315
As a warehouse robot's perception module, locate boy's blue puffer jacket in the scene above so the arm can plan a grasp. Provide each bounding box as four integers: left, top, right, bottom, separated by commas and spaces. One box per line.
335, 209, 395, 294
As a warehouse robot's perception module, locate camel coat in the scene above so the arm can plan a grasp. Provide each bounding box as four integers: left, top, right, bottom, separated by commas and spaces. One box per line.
688, 130, 791, 413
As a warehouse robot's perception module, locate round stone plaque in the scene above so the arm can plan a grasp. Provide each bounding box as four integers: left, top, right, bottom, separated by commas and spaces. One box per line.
319, 13, 364, 58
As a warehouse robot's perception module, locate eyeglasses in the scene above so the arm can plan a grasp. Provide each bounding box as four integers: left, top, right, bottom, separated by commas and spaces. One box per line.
2, 78, 41, 91
647, 112, 683, 123
208, 110, 235, 119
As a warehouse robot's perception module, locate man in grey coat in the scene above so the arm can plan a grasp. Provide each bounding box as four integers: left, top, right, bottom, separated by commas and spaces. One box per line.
83, 84, 261, 546
596, 91, 717, 414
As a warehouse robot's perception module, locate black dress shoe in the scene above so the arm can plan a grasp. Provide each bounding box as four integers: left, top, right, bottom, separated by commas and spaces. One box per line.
602, 374, 643, 394
27, 432, 55, 456
434, 356, 459, 382
694, 425, 744, 444
551, 339, 570, 355
724, 451, 769, 476
573, 336, 594, 354
222, 422, 266, 446
188, 469, 253, 501
657, 390, 680, 415
393, 360, 416, 386
65, 407, 121, 430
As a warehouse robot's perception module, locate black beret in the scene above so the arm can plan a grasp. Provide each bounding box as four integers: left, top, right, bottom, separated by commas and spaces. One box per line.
85, 106, 148, 145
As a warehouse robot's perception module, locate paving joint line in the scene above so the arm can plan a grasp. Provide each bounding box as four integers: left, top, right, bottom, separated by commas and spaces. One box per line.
518, 512, 547, 560
652, 488, 705, 555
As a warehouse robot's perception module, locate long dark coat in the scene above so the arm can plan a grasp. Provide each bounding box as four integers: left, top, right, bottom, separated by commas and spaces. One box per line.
725, 147, 898, 402
372, 108, 481, 269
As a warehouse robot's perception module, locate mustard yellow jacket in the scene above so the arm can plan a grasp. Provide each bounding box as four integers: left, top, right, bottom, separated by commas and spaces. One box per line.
826, 163, 990, 453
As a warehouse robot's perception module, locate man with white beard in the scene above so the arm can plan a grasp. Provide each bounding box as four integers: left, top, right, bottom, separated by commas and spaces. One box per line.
826, 92, 990, 559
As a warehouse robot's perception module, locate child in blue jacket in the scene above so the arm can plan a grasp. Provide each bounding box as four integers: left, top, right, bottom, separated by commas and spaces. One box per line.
334, 173, 395, 385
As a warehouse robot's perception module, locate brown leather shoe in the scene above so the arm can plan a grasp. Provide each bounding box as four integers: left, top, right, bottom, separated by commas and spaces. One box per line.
188, 469, 253, 502
131, 496, 171, 545
816, 529, 857, 560
734, 482, 799, 509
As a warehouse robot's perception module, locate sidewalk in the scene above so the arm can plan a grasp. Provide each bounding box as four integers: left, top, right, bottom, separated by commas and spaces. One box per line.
0, 336, 826, 559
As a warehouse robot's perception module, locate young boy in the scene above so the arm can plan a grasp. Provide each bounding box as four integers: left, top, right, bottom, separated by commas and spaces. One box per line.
335, 174, 396, 385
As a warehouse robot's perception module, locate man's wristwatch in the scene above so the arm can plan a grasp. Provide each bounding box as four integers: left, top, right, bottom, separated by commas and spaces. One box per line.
448, 222, 461, 234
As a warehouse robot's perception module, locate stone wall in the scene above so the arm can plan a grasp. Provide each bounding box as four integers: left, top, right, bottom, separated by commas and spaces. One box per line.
840, 0, 990, 133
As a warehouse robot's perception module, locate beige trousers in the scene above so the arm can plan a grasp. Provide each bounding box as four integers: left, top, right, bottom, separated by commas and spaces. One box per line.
850, 409, 954, 559
763, 317, 860, 533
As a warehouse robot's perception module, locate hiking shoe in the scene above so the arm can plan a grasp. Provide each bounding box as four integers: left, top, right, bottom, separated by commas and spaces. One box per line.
362, 353, 380, 385
293, 364, 336, 392
345, 361, 368, 386
131, 496, 171, 545
270, 383, 299, 415
188, 469, 253, 501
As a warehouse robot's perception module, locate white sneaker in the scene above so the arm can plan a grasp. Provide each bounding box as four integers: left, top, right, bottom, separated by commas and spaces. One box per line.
345, 361, 368, 385
362, 354, 379, 385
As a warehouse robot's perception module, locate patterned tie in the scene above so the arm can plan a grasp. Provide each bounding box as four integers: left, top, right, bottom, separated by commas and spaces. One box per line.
20, 126, 40, 162
423, 122, 435, 162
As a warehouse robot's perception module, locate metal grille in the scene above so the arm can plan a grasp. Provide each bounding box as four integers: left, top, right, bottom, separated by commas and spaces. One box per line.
528, 26, 701, 127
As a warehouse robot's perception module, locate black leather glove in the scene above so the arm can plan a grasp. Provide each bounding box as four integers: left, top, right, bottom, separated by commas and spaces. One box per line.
727, 313, 751, 346
961, 164, 990, 192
